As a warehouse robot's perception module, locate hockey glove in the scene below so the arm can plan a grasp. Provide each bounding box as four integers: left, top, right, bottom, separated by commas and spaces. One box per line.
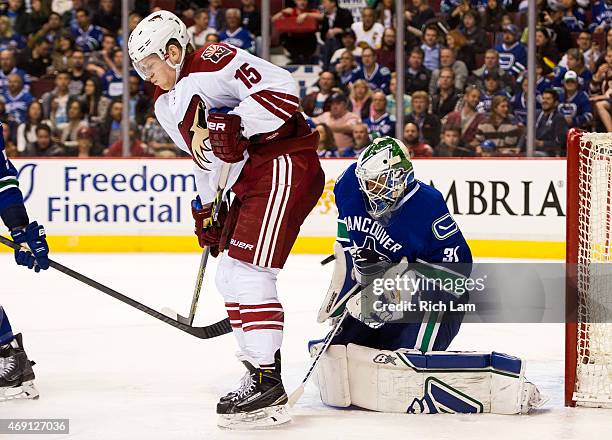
346, 258, 412, 328
207, 112, 249, 163
191, 195, 228, 254
10, 221, 50, 273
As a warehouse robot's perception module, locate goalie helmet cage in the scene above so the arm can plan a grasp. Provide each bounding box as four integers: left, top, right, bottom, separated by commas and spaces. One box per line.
565, 128, 612, 408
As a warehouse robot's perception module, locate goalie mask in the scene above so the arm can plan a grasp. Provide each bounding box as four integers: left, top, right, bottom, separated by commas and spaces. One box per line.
128, 10, 189, 83
355, 136, 414, 218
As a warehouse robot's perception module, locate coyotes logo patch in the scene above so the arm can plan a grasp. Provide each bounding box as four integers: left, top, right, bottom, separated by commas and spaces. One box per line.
178, 95, 213, 171
201, 44, 234, 64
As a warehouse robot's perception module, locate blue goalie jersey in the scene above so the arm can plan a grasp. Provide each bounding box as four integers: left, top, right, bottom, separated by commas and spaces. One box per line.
330, 162, 473, 352
334, 163, 472, 268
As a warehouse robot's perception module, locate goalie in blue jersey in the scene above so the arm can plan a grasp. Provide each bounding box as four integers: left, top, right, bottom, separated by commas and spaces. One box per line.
319, 136, 473, 351
0, 122, 49, 401
310, 137, 542, 414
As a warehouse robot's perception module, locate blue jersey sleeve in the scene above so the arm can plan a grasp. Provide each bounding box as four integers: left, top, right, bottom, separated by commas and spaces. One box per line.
414, 208, 473, 304
419, 213, 472, 274
0, 125, 28, 229
415, 190, 473, 279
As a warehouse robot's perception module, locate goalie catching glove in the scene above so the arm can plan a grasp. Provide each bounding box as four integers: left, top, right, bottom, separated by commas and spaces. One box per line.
191, 195, 228, 256
208, 112, 249, 163
345, 257, 412, 328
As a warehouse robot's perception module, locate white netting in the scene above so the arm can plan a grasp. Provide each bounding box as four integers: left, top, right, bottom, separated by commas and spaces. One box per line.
574, 132, 612, 407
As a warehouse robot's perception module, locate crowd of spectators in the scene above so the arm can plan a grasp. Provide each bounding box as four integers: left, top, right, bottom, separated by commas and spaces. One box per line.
299, 0, 612, 158
2, 0, 612, 159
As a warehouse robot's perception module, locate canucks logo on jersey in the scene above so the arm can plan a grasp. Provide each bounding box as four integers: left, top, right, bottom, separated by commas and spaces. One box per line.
351, 236, 392, 278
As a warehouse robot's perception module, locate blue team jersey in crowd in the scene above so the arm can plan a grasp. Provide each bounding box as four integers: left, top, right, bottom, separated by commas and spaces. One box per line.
510, 91, 541, 125
3, 89, 33, 124
536, 76, 552, 95
477, 89, 510, 114
219, 27, 254, 53
102, 69, 124, 98
551, 66, 592, 91
495, 42, 527, 77
0, 67, 29, 93
589, 1, 612, 32
334, 163, 472, 268
350, 64, 391, 94
562, 6, 587, 31
364, 112, 394, 137
318, 149, 338, 158
441, 0, 512, 13
0, 34, 26, 52
558, 90, 593, 128
71, 24, 104, 52
338, 69, 353, 86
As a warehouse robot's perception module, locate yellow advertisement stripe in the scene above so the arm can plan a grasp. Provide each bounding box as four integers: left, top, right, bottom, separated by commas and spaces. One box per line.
0, 236, 565, 259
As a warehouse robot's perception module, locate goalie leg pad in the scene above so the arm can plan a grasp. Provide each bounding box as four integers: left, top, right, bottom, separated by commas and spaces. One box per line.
309, 342, 351, 407
344, 343, 543, 414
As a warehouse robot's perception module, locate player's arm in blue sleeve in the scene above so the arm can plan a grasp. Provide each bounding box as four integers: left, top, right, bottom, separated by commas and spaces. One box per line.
413, 209, 473, 301
0, 135, 28, 229
0, 127, 50, 272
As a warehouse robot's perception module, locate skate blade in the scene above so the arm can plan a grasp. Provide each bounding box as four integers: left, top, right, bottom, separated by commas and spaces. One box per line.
217, 405, 291, 430
0, 381, 39, 401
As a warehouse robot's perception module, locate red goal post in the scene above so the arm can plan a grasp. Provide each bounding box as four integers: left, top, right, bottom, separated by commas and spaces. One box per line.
565, 128, 612, 408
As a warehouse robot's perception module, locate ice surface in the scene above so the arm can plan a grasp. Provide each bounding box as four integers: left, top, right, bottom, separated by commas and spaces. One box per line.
1, 253, 610, 439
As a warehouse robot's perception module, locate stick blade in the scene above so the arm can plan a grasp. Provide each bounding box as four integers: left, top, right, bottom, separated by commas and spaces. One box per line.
287, 384, 305, 408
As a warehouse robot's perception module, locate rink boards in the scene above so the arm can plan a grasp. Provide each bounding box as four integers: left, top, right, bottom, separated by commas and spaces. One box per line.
2, 158, 565, 259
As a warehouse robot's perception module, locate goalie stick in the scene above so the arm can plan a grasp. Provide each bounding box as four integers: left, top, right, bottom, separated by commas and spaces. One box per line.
161, 162, 232, 325
289, 255, 417, 406
0, 235, 231, 339
288, 253, 364, 406
287, 290, 355, 407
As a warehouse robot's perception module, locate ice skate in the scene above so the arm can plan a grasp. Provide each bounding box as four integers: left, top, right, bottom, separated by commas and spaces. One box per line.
217, 350, 290, 429
0, 333, 38, 401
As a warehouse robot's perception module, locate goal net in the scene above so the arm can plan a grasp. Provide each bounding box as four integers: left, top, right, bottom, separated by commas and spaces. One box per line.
565, 129, 612, 408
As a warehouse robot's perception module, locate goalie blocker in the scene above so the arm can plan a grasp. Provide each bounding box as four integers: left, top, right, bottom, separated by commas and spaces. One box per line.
309, 342, 544, 414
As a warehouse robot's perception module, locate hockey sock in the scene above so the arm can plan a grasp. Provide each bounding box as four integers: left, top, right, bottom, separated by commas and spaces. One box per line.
225, 302, 246, 352
240, 302, 284, 366
0, 306, 15, 346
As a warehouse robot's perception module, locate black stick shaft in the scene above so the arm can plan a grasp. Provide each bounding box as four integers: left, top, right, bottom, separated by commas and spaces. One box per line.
0, 235, 230, 339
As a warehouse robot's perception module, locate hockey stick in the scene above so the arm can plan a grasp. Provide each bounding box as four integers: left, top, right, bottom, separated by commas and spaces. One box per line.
161, 163, 232, 325
288, 253, 355, 405
287, 295, 355, 407
0, 235, 232, 339
320, 254, 336, 266
289, 256, 418, 406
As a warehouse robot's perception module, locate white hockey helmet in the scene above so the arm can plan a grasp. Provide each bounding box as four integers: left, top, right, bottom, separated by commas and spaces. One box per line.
128, 10, 189, 81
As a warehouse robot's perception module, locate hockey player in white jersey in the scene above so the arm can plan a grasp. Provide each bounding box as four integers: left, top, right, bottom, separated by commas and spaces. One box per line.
129, 11, 324, 428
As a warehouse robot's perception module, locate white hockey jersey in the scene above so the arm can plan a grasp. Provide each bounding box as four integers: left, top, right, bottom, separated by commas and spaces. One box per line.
154, 43, 300, 204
